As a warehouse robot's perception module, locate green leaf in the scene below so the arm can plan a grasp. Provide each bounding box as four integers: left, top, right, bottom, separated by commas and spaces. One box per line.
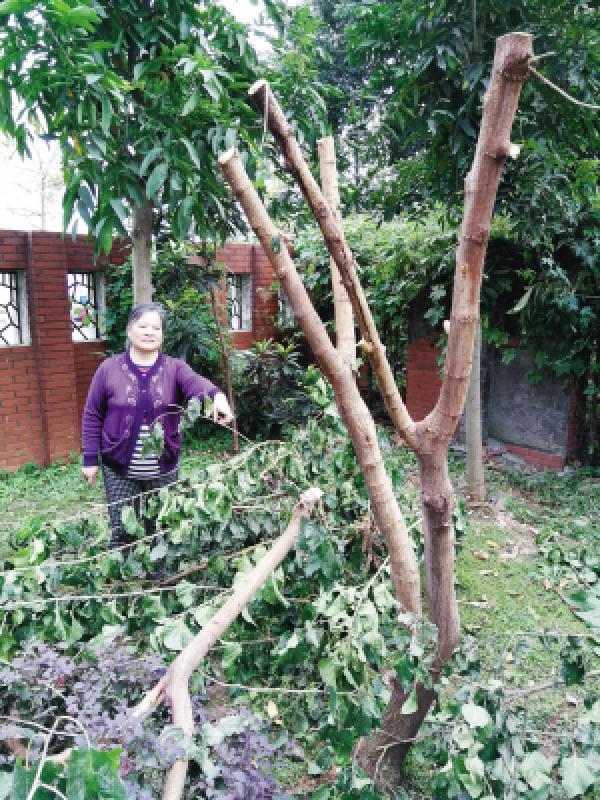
101, 96, 112, 136
97, 218, 113, 255
121, 505, 140, 536
560, 755, 595, 798
66, 749, 94, 800
146, 162, 168, 199
139, 147, 162, 177
182, 89, 200, 117
109, 198, 128, 229
161, 619, 194, 651
0, 0, 35, 13
508, 285, 534, 314
461, 703, 492, 728
181, 137, 201, 170
318, 656, 337, 688
521, 751, 553, 790
95, 762, 126, 799
400, 688, 418, 714
221, 640, 242, 670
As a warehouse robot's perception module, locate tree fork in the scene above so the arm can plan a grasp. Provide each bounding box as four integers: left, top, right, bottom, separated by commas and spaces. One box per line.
248, 80, 417, 450
219, 147, 422, 617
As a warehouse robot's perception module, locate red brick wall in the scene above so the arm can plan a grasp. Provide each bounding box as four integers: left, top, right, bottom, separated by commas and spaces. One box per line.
0, 231, 123, 471
406, 337, 442, 422
1, 237, 278, 471
214, 242, 278, 350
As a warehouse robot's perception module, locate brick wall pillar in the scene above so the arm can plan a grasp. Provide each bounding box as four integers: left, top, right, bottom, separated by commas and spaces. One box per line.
26, 233, 79, 463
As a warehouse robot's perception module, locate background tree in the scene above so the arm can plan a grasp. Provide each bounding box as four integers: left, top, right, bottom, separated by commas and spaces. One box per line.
0, 0, 262, 302
0, 135, 63, 230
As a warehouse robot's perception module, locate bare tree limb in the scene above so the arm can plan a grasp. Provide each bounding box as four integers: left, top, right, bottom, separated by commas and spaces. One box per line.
218, 147, 422, 617
317, 136, 356, 370
248, 80, 417, 450
134, 488, 323, 800
424, 32, 532, 445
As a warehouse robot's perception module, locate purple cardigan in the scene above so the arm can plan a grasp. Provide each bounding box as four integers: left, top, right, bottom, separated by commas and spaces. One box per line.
82, 351, 221, 475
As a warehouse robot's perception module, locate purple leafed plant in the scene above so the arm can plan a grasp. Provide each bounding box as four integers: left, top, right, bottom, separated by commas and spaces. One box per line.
0, 641, 293, 799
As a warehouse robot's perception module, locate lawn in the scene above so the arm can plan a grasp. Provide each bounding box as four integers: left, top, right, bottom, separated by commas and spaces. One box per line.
1, 432, 599, 797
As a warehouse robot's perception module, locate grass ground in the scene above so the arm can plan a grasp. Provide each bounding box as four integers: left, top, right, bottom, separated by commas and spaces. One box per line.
1, 436, 599, 797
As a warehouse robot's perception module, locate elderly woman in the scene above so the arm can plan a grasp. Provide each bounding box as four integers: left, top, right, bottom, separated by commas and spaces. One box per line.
81, 302, 233, 547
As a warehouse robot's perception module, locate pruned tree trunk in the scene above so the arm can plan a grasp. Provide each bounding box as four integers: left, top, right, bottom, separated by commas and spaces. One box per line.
134, 488, 323, 800
317, 136, 355, 370
372, 31, 531, 776
466, 320, 485, 501
229, 32, 532, 790
219, 148, 422, 617
209, 284, 239, 454
132, 196, 153, 305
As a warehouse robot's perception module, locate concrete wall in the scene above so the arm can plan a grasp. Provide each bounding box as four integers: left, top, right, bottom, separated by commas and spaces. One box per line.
487, 348, 573, 465
405, 332, 577, 468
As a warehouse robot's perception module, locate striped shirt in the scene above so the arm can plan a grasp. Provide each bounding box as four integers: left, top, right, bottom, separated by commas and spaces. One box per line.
127, 423, 161, 479
126, 364, 161, 479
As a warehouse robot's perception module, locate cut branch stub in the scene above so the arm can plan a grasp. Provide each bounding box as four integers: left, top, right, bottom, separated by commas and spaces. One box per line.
248, 80, 417, 451
219, 147, 422, 618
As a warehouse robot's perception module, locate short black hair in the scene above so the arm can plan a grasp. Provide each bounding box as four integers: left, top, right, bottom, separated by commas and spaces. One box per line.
126, 302, 167, 331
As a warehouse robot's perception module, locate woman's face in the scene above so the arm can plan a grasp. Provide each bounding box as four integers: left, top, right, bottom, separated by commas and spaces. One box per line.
128, 311, 164, 353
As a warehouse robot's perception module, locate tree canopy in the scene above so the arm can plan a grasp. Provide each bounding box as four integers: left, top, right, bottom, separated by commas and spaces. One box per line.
0, 0, 263, 251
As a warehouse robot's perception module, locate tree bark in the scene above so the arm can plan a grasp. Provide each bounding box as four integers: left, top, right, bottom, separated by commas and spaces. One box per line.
317, 136, 356, 370
209, 284, 239, 454
249, 80, 417, 450
219, 148, 422, 617
466, 320, 485, 501
134, 488, 323, 800
132, 196, 153, 305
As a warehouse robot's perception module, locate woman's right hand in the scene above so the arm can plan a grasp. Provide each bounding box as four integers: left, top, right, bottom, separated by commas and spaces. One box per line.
82, 466, 99, 486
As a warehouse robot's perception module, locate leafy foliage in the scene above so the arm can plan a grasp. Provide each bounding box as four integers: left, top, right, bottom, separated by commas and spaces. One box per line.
0, 640, 291, 798
231, 342, 321, 437
0, 0, 268, 251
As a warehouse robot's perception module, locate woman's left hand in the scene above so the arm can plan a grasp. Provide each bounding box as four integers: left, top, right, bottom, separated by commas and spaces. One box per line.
213, 392, 234, 426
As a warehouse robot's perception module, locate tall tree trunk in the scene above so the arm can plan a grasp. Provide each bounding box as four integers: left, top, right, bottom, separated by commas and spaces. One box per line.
132, 197, 153, 305
360, 33, 532, 781
219, 149, 422, 617
466, 320, 485, 501
317, 136, 356, 370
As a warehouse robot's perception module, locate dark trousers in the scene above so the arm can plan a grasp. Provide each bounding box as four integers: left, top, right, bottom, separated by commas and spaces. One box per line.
102, 463, 179, 547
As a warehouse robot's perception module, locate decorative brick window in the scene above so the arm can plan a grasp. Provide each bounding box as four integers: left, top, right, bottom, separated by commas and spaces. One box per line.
0, 270, 29, 347
227, 272, 252, 332
68, 271, 105, 342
